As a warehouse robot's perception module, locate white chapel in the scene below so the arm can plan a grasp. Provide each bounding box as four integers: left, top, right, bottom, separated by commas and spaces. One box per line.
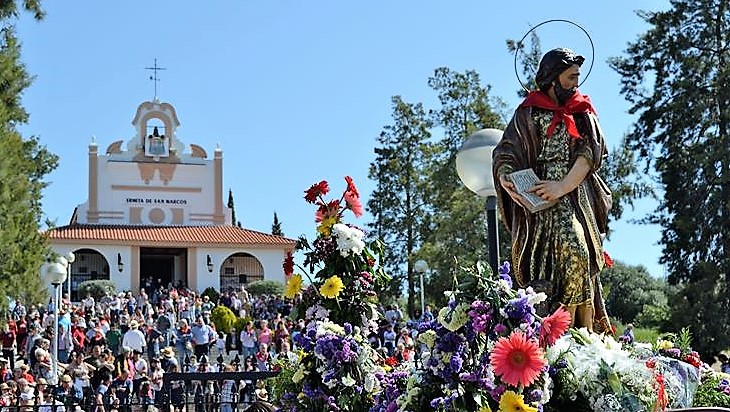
47, 100, 295, 299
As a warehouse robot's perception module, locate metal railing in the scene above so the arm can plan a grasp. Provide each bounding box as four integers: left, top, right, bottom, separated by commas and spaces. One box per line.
0, 370, 279, 412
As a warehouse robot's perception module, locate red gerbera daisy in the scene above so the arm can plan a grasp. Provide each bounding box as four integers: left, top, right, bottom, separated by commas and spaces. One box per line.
539, 306, 572, 347
491, 330, 547, 387
304, 180, 329, 203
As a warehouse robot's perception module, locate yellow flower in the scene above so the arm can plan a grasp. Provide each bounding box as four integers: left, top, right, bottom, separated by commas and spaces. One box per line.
478, 405, 493, 412
320, 275, 344, 299
499, 390, 537, 412
317, 216, 337, 237
658, 339, 674, 350
284, 274, 303, 299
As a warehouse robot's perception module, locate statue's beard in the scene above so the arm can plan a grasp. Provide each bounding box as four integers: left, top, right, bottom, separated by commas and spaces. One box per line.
554, 82, 576, 105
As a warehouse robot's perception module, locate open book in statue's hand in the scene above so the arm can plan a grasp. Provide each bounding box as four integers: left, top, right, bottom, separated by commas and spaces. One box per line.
505, 168, 559, 213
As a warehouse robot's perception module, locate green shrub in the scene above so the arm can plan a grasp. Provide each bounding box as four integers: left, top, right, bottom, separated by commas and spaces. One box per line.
246, 280, 284, 296
233, 316, 252, 334
210, 305, 237, 334
201, 286, 220, 304
77, 280, 116, 301
693, 374, 730, 407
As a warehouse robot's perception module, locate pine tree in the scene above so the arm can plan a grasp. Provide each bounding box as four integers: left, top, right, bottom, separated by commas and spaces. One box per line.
609, 0, 730, 357
227, 188, 241, 227
0, 1, 59, 309
367, 96, 431, 316
271, 212, 283, 236
419, 68, 504, 306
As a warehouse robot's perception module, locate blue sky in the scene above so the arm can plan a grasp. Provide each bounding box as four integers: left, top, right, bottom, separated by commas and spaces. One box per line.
17, 1, 667, 277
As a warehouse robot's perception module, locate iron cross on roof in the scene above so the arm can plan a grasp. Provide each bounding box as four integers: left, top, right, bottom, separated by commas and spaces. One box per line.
145, 58, 167, 100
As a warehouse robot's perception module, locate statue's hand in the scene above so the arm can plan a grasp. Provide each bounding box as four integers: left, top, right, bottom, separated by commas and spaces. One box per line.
499, 175, 522, 203
528, 180, 569, 201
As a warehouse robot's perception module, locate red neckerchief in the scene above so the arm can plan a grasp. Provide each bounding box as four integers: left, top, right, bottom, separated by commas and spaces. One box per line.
519, 90, 596, 139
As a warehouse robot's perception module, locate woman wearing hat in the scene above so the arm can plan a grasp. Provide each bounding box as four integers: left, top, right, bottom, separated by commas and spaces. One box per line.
159, 346, 178, 373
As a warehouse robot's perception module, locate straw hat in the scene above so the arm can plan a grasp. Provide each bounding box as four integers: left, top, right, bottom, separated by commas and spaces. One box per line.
129, 320, 139, 329
160, 347, 175, 358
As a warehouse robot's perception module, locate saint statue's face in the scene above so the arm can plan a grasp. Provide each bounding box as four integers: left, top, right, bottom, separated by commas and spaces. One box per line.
552, 64, 581, 105
557, 64, 581, 90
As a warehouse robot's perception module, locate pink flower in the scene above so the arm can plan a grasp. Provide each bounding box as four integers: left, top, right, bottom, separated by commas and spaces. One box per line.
539, 306, 572, 347
490, 330, 547, 387
344, 191, 363, 217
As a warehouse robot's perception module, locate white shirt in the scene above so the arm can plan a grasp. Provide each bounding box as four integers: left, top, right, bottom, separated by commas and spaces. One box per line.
135, 358, 149, 377
122, 329, 146, 353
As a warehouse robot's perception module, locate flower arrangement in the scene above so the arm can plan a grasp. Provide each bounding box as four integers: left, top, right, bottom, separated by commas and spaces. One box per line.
284, 177, 389, 328
371, 261, 565, 412
275, 177, 390, 411
273, 176, 715, 411
370, 260, 700, 412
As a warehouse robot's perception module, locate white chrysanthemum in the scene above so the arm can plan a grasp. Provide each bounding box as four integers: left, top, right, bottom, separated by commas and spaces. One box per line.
315, 320, 345, 338
332, 223, 366, 256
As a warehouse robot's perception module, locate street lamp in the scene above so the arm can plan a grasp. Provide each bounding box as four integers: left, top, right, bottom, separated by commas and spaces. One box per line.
65, 252, 75, 303
414, 259, 428, 318
44, 261, 67, 386
456, 128, 502, 275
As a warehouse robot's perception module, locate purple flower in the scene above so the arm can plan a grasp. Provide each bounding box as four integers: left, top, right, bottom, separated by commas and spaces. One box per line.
449, 354, 464, 373
505, 296, 531, 320
499, 261, 510, 275
498, 261, 513, 287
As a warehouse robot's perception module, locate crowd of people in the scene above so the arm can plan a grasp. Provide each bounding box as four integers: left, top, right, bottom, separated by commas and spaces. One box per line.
0, 277, 438, 411
2, 280, 281, 412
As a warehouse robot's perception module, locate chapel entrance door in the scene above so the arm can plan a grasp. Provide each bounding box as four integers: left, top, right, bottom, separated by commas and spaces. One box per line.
139, 247, 187, 293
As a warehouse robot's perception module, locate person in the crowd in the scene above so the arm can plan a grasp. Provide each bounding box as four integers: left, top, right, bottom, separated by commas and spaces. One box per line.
718, 353, 730, 374
1, 324, 16, 372
620, 323, 635, 344
55, 372, 83, 410
191, 317, 215, 359
240, 321, 257, 359
121, 320, 145, 354
255, 343, 270, 371
219, 364, 238, 412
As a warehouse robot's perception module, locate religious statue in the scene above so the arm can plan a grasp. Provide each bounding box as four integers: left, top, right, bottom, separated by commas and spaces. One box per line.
492, 48, 613, 333
146, 126, 169, 157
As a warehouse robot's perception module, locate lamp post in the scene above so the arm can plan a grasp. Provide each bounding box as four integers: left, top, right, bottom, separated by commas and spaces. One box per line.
44, 261, 68, 386
456, 128, 503, 275
414, 259, 428, 318
65, 252, 75, 303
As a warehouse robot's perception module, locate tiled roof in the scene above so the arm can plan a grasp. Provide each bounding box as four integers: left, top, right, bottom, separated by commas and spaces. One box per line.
47, 224, 296, 248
